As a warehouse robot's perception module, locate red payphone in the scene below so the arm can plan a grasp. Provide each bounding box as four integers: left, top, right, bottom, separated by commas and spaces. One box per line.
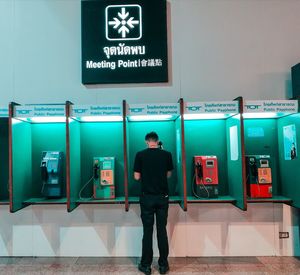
193, 156, 219, 198
246, 155, 272, 198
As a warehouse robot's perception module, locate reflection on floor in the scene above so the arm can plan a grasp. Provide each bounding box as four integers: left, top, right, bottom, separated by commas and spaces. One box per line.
1, 256, 300, 274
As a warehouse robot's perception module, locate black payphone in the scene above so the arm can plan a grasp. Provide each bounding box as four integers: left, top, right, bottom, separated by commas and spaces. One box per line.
40, 151, 63, 197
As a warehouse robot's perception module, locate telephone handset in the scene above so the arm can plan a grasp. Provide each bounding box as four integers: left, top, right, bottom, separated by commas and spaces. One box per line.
249, 158, 258, 180
158, 141, 163, 150
195, 162, 203, 181
41, 162, 48, 182
93, 162, 99, 179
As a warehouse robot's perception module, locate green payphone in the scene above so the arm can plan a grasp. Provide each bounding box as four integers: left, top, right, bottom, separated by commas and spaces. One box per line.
93, 157, 115, 199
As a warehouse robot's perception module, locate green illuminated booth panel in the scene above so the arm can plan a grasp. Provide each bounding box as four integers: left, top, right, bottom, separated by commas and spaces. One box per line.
243, 99, 300, 206
183, 99, 246, 210
0, 107, 9, 205
9, 103, 67, 212
126, 102, 185, 210
67, 103, 126, 212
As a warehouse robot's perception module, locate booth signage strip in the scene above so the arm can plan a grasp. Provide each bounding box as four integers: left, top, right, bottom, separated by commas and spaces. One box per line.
72, 105, 122, 117
9, 100, 299, 118
15, 105, 66, 117
244, 100, 298, 113
185, 101, 239, 114
129, 103, 179, 116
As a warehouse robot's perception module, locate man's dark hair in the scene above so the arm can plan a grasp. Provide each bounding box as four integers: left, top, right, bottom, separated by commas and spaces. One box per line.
145, 131, 159, 142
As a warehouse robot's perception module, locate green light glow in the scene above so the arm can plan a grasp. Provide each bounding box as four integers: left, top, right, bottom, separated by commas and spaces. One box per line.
184, 113, 236, 120
74, 116, 123, 122
243, 112, 289, 119
16, 117, 66, 123
128, 115, 175, 121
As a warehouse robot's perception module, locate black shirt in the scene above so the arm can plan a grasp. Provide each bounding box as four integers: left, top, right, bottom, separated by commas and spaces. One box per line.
134, 148, 174, 195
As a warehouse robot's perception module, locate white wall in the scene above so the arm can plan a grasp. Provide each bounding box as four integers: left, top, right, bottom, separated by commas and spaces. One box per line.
1, 0, 300, 105
0, 204, 299, 257
1, 0, 300, 257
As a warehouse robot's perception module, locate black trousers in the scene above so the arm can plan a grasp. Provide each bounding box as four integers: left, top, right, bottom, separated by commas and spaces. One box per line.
140, 194, 169, 267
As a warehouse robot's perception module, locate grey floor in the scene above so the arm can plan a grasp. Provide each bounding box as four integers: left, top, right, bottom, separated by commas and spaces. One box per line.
1, 256, 300, 274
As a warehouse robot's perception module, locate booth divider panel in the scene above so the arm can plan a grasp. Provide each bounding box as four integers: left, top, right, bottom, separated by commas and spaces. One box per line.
226, 115, 245, 210
175, 117, 184, 203
0, 119, 9, 201
79, 122, 125, 199
128, 121, 179, 198
31, 123, 66, 200
12, 120, 32, 212
278, 114, 300, 208
125, 118, 129, 210
243, 119, 280, 196
184, 119, 228, 198
69, 119, 81, 210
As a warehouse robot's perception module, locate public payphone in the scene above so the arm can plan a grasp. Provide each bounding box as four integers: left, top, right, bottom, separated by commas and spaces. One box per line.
246, 155, 272, 198
93, 157, 115, 199
193, 156, 219, 198
40, 151, 63, 197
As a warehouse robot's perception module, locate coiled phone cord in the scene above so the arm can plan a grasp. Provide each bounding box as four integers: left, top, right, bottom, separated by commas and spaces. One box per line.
79, 176, 94, 200
192, 173, 210, 199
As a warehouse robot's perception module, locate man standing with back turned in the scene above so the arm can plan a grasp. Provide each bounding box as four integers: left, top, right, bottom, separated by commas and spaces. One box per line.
134, 131, 173, 275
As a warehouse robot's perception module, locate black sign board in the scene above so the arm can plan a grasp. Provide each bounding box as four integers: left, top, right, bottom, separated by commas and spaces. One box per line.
292, 63, 300, 98
81, 0, 168, 84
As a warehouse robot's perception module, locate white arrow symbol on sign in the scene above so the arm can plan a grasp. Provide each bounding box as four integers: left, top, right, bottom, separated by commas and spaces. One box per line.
108, 17, 121, 29
118, 25, 130, 38
127, 17, 139, 28
118, 8, 129, 20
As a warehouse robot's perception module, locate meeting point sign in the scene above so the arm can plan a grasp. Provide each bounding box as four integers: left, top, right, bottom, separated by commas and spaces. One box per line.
81, 0, 168, 84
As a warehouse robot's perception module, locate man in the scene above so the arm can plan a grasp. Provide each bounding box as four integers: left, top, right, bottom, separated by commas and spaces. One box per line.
134, 131, 173, 275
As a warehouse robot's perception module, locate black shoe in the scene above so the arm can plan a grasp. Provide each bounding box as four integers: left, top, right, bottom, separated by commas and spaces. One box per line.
138, 263, 151, 275
159, 265, 169, 274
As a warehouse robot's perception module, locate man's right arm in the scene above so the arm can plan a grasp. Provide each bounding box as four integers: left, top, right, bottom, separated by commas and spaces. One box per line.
167, 171, 172, 178
166, 152, 174, 178
134, 152, 142, 181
